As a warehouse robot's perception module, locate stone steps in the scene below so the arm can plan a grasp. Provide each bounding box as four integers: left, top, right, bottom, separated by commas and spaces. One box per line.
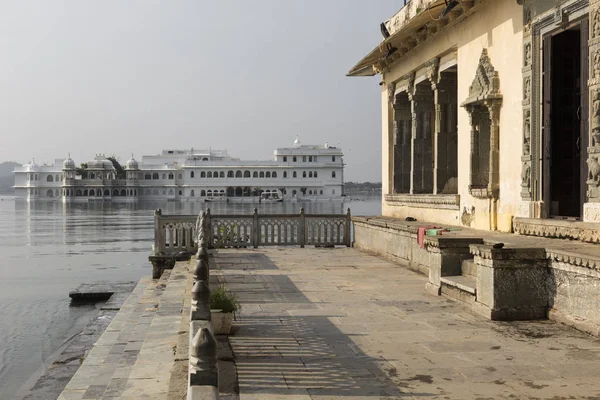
440, 275, 476, 305
58, 260, 191, 400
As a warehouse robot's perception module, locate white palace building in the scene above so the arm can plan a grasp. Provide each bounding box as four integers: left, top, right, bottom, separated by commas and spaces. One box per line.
13, 138, 344, 202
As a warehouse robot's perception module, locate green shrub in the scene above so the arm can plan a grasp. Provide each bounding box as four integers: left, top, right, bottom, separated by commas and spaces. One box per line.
210, 285, 240, 314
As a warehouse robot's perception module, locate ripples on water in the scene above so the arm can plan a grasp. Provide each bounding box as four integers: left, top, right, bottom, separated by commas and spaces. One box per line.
0, 195, 380, 398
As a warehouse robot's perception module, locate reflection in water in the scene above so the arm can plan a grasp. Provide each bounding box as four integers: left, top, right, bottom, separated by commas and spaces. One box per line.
0, 195, 380, 398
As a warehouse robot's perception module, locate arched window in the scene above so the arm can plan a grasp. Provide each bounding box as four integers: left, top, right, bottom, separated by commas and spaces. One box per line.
236, 170, 242, 178
89, 189, 95, 196
76, 189, 82, 196
266, 171, 271, 178
215, 171, 220, 178
191, 171, 195, 178
253, 171, 258, 178
168, 173, 174, 179
201, 171, 206, 178
333, 189, 336, 195
293, 171, 297, 178
293, 156, 297, 162
309, 171, 313, 178
207, 190, 213, 197
89, 172, 95, 179
309, 156, 313, 162
283, 171, 287, 178
113, 189, 119, 196
46, 175, 53, 182
55, 175, 60, 181
220, 190, 225, 194
272, 171, 277, 178
162, 173, 166, 179
259, 171, 265, 178
332, 171, 336, 178
320, 190, 323, 195
314, 171, 318, 178
332, 156, 336, 162
178, 190, 182, 195
227, 170, 234, 178
121, 189, 126, 196
35, 174, 38, 180
104, 189, 110, 196
244, 170, 251, 178
202, 157, 208, 161
235, 187, 243, 196
47, 189, 53, 197
145, 173, 151, 180
201, 190, 206, 197
190, 190, 195, 197
303, 171, 307, 178
153, 173, 159, 180
292, 190, 297, 195
302, 156, 306, 162
314, 156, 318, 162
207, 171, 212, 178
309, 190, 312, 195
283, 156, 287, 162
168, 189, 173, 195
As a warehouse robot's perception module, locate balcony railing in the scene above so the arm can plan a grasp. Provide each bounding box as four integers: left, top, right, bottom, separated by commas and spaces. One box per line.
152, 208, 352, 255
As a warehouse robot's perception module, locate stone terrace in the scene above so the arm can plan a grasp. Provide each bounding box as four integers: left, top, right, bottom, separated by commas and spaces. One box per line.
215, 247, 600, 400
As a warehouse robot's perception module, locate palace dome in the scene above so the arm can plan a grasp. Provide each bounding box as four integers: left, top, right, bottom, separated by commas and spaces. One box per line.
293, 136, 301, 147
88, 155, 115, 170
125, 155, 139, 170
26, 160, 39, 171
63, 155, 75, 170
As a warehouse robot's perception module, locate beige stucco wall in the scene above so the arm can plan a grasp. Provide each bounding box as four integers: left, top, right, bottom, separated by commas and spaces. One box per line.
381, 0, 523, 232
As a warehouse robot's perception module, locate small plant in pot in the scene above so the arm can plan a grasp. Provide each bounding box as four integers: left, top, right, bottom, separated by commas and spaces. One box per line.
210, 285, 240, 335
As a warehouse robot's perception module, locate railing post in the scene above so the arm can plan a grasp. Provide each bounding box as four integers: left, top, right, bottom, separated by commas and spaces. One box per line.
252, 208, 259, 248
154, 208, 163, 254
299, 207, 306, 248
344, 208, 352, 247
190, 280, 211, 321
206, 208, 213, 249
189, 327, 218, 387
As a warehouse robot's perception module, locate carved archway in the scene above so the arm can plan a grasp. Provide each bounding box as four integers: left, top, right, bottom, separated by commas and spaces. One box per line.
461, 49, 502, 199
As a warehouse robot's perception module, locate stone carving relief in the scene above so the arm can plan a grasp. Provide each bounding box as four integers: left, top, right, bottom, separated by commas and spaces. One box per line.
463, 49, 501, 104
592, 89, 600, 147
387, 82, 396, 106
588, 157, 600, 185
593, 50, 600, 81
523, 77, 531, 105
593, 8, 600, 39
461, 206, 476, 227
407, 72, 416, 96
524, 43, 531, 67
523, 109, 531, 155
521, 162, 531, 189
427, 57, 440, 89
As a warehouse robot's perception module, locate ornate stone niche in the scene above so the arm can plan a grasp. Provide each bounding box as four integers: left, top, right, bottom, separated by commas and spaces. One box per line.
461, 49, 502, 199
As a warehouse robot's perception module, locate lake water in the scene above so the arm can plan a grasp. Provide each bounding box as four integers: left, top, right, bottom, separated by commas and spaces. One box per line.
0, 195, 381, 399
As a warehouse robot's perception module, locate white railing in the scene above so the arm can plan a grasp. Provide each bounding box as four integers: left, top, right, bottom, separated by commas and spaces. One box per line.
153, 208, 352, 254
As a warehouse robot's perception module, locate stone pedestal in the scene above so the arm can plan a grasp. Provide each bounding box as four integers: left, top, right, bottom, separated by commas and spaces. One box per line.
425, 238, 483, 295
584, 202, 600, 222
470, 245, 548, 321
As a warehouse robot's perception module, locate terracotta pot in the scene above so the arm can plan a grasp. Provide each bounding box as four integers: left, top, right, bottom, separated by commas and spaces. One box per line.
211, 310, 234, 335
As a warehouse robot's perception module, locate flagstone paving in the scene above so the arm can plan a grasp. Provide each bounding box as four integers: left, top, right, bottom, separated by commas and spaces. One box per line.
214, 247, 600, 400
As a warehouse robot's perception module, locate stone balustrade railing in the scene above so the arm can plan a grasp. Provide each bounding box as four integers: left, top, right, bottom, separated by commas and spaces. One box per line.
188, 211, 219, 400
152, 208, 352, 257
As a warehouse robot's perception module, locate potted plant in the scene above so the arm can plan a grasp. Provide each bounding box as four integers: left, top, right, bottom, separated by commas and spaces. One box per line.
210, 285, 240, 334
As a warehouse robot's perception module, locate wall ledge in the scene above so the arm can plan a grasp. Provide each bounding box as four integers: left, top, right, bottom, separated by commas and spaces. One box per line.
384, 194, 460, 210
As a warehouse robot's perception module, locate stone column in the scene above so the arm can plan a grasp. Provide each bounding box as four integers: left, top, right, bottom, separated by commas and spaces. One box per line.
585, 1, 600, 222
393, 94, 412, 193
409, 83, 434, 194
487, 101, 501, 198
432, 75, 457, 194
467, 106, 480, 190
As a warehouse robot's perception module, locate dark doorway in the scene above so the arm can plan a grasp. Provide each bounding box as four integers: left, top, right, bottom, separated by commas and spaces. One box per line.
543, 21, 588, 218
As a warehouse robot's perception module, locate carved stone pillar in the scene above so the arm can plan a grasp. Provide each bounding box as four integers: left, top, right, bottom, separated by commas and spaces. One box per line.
432, 72, 458, 194
409, 82, 434, 194
487, 101, 501, 198
394, 94, 412, 193
585, 1, 600, 222
467, 106, 480, 191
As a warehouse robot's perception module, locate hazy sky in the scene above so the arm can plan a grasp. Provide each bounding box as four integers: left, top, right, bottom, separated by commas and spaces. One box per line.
0, 1, 399, 182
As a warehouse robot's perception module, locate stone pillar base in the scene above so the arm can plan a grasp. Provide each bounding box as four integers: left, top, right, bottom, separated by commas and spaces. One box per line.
517, 200, 544, 218
583, 202, 600, 223
149, 255, 176, 279
471, 245, 548, 321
